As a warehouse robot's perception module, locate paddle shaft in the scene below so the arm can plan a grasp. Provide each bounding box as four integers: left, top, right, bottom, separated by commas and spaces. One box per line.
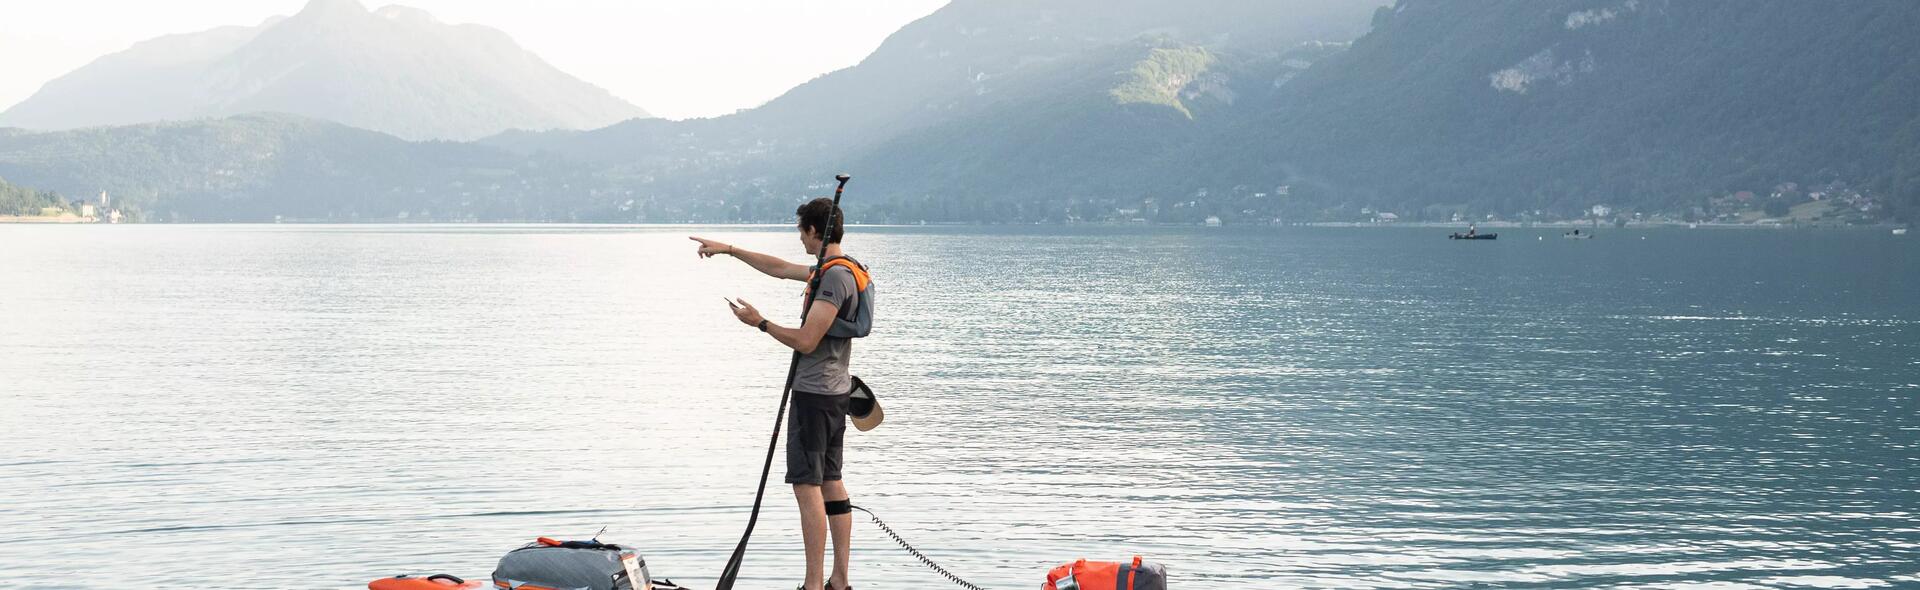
714, 174, 851, 590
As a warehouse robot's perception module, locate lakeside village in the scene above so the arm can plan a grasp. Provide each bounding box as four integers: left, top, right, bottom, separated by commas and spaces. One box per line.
1055, 181, 1907, 229
0, 190, 124, 224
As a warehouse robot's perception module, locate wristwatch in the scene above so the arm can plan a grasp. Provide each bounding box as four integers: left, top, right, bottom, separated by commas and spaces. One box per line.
757, 319, 770, 332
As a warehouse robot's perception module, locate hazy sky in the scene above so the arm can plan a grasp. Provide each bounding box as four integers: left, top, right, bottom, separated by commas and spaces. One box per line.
0, 0, 949, 120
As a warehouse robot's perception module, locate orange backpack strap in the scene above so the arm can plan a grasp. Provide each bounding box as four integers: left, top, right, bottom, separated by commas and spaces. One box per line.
819, 257, 870, 291
1128, 556, 1142, 589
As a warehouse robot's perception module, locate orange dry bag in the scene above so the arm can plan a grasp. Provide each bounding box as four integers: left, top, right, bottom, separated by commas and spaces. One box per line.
1042, 556, 1166, 590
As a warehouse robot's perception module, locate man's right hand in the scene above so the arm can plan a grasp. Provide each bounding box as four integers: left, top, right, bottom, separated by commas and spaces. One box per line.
690, 236, 731, 259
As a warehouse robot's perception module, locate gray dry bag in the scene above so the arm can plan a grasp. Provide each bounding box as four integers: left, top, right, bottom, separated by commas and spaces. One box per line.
492, 539, 650, 590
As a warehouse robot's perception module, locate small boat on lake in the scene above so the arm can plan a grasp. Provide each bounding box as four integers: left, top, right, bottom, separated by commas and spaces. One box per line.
1449, 225, 1495, 240
1896, 228, 1909, 235
1564, 229, 1593, 239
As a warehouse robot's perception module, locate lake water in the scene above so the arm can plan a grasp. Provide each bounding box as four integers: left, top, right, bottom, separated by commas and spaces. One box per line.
2, 224, 1916, 590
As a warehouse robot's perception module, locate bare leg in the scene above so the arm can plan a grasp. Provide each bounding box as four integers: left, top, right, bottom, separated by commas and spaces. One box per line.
824, 479, 851, 589
794, 483, 827, 590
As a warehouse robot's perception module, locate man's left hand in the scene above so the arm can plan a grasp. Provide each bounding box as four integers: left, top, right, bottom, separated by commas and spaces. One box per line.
730, 297, 765, 328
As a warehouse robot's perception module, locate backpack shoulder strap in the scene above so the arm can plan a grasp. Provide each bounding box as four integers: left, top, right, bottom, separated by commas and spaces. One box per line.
818, 256, 870, 291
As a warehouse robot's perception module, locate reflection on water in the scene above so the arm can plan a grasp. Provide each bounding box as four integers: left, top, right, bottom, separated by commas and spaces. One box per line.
1, 225, 1915, 589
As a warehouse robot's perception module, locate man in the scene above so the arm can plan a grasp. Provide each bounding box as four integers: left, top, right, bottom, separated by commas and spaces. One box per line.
690, 197, 861, 590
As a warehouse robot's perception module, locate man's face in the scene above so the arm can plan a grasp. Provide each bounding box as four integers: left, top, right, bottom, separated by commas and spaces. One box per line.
798, 224, 820, 255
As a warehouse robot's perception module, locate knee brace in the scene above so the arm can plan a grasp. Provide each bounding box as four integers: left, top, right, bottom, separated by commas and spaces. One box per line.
824, 499, 852, 516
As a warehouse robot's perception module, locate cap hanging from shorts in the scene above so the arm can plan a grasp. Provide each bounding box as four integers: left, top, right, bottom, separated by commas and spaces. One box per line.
849, 376, 883, 432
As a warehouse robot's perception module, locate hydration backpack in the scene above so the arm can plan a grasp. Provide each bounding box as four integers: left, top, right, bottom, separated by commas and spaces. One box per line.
806, 255, 874, 338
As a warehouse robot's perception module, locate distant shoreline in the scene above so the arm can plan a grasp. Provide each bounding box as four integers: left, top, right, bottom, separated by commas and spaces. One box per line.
0, 215, 98, 224
0, 219, 1906, 230
1298, 221, 1904, 230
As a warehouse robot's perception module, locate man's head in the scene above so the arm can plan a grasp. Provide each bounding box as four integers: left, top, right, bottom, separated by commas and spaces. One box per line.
796, 197, 844, 255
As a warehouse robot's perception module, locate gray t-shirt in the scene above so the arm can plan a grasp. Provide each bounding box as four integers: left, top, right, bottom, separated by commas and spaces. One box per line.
795, 265, 856, 395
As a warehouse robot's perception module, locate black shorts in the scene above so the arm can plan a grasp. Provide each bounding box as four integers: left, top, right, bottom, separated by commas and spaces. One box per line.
785, 391, 849, 485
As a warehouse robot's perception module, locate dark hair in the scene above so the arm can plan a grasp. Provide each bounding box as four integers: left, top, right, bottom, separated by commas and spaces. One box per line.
796, 197, 844, 244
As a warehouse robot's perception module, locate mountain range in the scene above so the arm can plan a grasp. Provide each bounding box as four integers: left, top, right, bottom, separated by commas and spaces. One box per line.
0, 0, 647, 141
1, 0, 1914, 224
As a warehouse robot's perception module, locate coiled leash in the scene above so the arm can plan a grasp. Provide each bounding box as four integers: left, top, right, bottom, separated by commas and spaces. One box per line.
850, 505, 989, 590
